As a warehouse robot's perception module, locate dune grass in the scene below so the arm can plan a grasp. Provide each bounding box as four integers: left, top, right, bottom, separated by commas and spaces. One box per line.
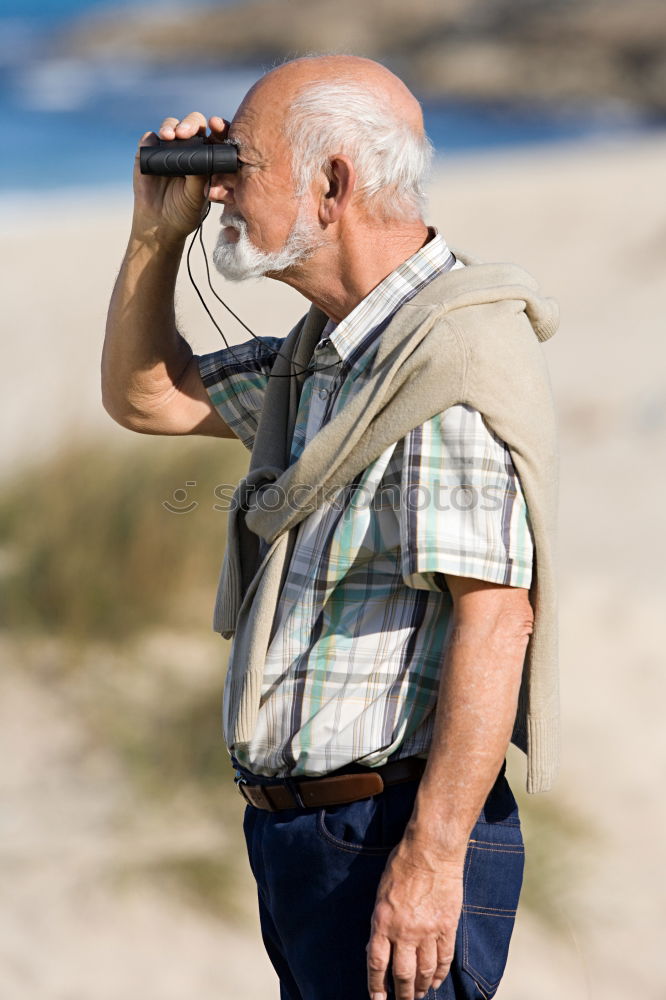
0, 434, 252, 915
0, 435, 248, 642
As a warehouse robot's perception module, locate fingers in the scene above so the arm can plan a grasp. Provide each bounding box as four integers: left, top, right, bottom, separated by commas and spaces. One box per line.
432, 935, 454, 992
144, 113, 229, 153
209, 115, 230, 142
366, 931, 390, 1000
414, 939, 438, 998
392, 943, 418, 1000
158, 111, 208, 140
138, 130, 158, 150
367, 936, 451, 1000
157, 116, 179, 139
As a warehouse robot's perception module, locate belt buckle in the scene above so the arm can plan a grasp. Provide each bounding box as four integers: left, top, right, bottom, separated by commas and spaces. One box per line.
235, 775, 277, 811
235, 777, 252, 806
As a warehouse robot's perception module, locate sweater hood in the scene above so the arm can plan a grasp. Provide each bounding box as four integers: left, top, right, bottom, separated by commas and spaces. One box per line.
437, 250, 559, 343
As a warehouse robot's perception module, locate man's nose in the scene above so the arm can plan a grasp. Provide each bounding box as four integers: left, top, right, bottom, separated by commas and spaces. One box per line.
207, 172, 235, 204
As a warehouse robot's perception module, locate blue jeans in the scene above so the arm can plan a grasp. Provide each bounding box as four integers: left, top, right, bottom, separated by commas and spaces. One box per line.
236, 759, 524, 1000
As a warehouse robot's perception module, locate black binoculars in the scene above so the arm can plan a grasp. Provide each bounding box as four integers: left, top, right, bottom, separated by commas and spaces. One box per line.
139, 137, 239, 176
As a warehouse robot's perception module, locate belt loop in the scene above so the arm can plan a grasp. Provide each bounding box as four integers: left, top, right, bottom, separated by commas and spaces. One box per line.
284, 775, 307, 809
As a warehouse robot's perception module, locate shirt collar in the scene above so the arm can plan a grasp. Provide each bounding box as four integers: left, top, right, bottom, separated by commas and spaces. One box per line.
321, 229, 453, 363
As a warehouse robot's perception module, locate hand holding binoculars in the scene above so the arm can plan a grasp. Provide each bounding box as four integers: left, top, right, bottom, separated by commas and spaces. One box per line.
139, 137, 239, 176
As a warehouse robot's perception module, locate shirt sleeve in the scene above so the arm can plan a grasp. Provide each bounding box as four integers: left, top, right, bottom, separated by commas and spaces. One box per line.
400, 403, 534, 591
197, 336, 285, 452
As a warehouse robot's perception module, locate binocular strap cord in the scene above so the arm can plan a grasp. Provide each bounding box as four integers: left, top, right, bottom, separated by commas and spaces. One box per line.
185, 198, 343, 380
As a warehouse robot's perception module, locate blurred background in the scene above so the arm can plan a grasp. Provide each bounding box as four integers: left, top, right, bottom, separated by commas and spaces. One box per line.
1, 1, 665, 997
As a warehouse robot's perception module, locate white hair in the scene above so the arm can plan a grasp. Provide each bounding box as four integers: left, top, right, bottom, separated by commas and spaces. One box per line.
284, 80, 433, 222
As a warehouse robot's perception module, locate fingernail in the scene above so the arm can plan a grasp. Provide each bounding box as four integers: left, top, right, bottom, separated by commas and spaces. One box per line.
371, 994, 386, 1000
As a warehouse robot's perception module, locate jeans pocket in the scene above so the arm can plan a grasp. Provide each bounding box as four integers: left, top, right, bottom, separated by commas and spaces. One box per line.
460, 823, 525, 999
317, 781, 419, 856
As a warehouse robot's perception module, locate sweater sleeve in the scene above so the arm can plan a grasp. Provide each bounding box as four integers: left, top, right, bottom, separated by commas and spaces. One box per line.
400, 403, 534, 591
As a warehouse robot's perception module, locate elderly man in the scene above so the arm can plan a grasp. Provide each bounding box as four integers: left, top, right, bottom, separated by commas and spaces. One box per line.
102, 55, 559, 1000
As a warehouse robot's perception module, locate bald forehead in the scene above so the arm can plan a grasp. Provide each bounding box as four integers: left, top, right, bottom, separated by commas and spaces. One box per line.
261, 55, 409, 91
237, 55, 424, 133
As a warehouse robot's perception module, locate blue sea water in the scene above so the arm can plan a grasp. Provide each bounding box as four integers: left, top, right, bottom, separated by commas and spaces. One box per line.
0, 0, 661, 194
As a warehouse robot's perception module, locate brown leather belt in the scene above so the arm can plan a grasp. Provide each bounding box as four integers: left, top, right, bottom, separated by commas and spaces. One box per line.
235, 756, 427, 811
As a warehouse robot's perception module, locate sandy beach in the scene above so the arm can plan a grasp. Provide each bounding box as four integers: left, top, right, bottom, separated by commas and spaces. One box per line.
2, 132, 666, 998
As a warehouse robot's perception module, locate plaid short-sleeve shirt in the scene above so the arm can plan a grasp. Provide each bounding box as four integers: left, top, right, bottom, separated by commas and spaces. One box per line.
199, 235, 534, 776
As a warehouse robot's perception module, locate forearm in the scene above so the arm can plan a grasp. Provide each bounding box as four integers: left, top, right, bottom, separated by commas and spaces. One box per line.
400, 613, 530, 863
102, 227, 193, 425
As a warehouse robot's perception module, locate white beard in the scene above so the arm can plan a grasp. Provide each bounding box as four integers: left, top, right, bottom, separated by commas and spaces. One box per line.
213, 205, 323, 281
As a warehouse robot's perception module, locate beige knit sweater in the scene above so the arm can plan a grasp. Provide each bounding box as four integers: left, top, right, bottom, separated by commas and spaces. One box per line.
213, 251, 560, 793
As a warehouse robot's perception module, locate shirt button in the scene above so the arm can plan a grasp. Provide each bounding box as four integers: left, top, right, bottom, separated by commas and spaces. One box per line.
318, 388, 329, 400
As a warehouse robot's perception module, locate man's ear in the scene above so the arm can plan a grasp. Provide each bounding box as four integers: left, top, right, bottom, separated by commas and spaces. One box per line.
318, 154, 356, 225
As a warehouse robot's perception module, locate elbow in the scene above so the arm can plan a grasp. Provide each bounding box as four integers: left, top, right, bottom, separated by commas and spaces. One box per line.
100, 347, 147, 431
100, 365, 162, 433
506, 603, 534, 639
447, 578, 535, 646
100, 358, 129, 428
459, 597, 534, 654
496, 602, 534, 647
101, 383, 145, 433
101, 383, 126, 428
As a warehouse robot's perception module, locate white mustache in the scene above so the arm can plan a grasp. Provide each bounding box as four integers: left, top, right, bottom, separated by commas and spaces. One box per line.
220, 210, 245, 229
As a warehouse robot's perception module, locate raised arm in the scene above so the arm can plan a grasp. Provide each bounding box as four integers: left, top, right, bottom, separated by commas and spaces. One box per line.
101, 112, 235, 438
